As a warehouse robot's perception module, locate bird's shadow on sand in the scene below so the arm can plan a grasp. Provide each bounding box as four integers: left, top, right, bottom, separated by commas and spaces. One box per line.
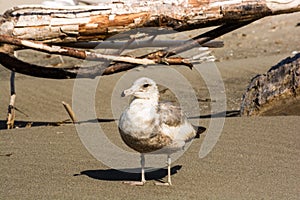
75, 165, 182, 182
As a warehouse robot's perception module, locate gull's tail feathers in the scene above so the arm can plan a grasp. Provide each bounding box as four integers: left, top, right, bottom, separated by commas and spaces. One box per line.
194, 126, 206, 138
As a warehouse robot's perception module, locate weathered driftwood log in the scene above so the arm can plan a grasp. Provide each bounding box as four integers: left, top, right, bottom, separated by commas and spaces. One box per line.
240, 53, 300, 116
0, 0, 299, 43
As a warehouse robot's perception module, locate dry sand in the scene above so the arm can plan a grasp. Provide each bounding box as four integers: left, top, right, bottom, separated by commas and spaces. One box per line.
1, 1, 300, 199
1, 117, 299, 199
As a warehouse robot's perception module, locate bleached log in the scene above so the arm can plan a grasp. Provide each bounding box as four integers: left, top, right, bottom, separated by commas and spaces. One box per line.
0, 0, 299, 44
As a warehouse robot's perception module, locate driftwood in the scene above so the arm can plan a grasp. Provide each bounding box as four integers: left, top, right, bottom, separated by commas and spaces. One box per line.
0, 21, 249, 78
1, 0, 299, 43
0, 0, 299, 79
62, 101, 77, 123
240, 53, 300, 116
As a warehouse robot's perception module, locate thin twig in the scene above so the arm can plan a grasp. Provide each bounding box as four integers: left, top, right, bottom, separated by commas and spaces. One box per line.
62, 101, 77, 123
7, 71, 16, 129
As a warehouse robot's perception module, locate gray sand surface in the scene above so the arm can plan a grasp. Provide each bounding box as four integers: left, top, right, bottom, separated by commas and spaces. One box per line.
1, 117, 299, 199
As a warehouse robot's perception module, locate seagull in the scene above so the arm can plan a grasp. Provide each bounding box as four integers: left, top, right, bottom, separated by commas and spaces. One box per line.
118, 77, 206, 186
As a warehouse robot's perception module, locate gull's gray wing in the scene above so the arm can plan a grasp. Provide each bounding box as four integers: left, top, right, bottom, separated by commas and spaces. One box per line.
158, 102, 184, 127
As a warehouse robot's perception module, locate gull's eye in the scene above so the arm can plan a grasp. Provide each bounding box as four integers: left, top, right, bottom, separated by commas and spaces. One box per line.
143, 83, 150, 88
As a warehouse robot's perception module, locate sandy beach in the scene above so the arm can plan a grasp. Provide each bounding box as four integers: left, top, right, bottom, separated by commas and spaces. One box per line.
1, 1, 300, 199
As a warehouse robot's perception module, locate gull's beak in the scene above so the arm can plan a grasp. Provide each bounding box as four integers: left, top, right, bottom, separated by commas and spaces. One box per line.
121, 88, 134, 97
121, 90, 126, 97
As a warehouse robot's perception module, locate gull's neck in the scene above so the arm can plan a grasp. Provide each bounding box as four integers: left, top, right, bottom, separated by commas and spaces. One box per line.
132, 93, 159, 105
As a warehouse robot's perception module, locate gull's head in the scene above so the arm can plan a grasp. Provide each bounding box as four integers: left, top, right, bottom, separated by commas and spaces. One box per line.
122, 77, 159, 100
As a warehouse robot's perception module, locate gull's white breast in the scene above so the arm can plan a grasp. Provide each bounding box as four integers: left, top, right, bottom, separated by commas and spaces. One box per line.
119, 99, 159, 139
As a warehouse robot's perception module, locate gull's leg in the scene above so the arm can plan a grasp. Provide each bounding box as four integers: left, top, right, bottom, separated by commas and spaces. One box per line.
167, 155, 172, 185
141, 153, 146, 183
155, 154, 172, 186
123, 153, 145, 186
